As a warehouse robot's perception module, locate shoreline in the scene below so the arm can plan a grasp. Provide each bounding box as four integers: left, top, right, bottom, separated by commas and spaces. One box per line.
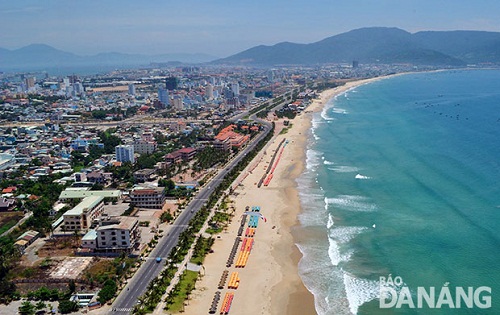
280, 75, 399, 315
181, 74, 403, 315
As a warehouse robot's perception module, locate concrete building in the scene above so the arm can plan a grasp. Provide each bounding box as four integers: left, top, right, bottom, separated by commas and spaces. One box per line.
133, 140, 157, 155
128, 83, 136, 96
133, 169, 156, 182
115, 145, 135, 163
172, 96, 183, 110
81, 216, 140, 252
59, 189, 121, 202
81, 229, 97, 250
74, 172, 87, 182
96, 216, 140, 251
206, 84, 214, 99
231, 82, 240, 95
62, 196, 104, 232
158, 88, 169, 106
129, 187, 165, 209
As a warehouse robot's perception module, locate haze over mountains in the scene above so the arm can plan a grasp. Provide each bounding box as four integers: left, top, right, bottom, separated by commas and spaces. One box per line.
2, 27, 500, 72
216, 27, 500, 66
0, 44, 217, 72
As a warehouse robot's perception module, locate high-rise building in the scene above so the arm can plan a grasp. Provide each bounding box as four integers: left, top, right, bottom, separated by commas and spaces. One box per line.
158, 88, 169, 106
115, 145, 135, 163
165, 77, 178, 90
206, 84, 214, 99
172, 96, 183, 110
128, 84, 136, 96
231, 82, 240, 95
352, 60, 359, 68
25, 77, 35, 90
74, 82, 84, 94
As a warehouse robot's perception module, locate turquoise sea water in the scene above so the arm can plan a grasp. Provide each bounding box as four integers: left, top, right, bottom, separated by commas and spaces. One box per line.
296, 70, 500, 315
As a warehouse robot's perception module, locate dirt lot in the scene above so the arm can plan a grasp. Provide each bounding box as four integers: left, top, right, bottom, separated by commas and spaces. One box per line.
37, 236, 78, 257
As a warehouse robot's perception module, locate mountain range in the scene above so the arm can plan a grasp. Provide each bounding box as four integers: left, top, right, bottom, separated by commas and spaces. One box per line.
215, 27, 500, 66
3, 27, 500, 72
0, 44, 217, 72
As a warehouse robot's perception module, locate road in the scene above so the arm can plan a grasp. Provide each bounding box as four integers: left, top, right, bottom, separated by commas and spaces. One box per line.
111, 120, 272, 314
110, 86, 300, 313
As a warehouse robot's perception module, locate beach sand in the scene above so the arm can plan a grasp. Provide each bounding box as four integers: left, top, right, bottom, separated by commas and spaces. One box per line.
181, 76, 395, 315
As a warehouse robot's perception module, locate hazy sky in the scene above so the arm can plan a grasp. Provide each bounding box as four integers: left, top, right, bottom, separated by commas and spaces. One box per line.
2, 0, 500, 57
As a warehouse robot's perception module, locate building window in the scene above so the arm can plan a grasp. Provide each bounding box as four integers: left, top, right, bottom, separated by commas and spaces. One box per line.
102, 242, 106, 245
101, 237, 105, 240
112, 242, 116, 246
122, 241, 127, 245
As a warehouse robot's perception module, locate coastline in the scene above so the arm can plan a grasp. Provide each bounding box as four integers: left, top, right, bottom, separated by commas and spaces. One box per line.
181, 74, 401, 315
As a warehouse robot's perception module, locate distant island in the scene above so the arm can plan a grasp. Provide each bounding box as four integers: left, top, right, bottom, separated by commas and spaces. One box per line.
3, 27, 500, 72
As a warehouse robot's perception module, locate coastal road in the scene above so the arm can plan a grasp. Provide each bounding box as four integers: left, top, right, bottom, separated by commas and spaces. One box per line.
111, 121, 272, 314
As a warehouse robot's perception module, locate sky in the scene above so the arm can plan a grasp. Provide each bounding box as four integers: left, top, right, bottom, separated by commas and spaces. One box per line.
2, 0, 500, 58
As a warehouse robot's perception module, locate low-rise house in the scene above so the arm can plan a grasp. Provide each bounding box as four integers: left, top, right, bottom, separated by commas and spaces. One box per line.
14, 230, 40, 254
133, 169, 156, 183
177, 147, 197, 161
0, 197, 16, 211
165, 151, 182, 164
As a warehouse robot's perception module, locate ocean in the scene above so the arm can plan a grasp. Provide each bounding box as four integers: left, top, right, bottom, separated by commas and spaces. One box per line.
296, 70, 500, 315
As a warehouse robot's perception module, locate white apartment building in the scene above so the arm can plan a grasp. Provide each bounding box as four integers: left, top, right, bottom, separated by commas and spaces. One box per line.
81, 217, 140, 252
133, 140, 157, 155
115, 145, 135, 163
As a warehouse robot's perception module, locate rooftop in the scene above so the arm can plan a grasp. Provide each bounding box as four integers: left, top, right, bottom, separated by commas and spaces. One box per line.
59, 189, 121, 200
64, 196, 103, 216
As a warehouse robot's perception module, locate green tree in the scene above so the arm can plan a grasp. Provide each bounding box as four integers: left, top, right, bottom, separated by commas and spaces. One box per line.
68, 280, 76, 294
97, 279, 117, 304
99, 129, 122, 154
18, 301, 35, 315
58, 300, 79, 314
35, 301, 46, 310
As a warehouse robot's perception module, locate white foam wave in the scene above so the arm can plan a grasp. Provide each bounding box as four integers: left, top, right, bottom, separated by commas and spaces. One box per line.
329, 226, 368, 244
343, 273, 380, 315
328, 236, 344, 266
321, 110, 336, 121
306, 149, 322, 171
355, 173, 371, 180
326, 213, 334, 229
312, 129, 320, 140
320, 97, 336, 121
333, 107, 348, 114
325, 195, 377, 212
328, 165, 359, 173
323, 160, 335, 165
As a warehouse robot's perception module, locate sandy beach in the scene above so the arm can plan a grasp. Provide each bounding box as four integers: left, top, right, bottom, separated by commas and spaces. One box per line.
182, 76, 395, 315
